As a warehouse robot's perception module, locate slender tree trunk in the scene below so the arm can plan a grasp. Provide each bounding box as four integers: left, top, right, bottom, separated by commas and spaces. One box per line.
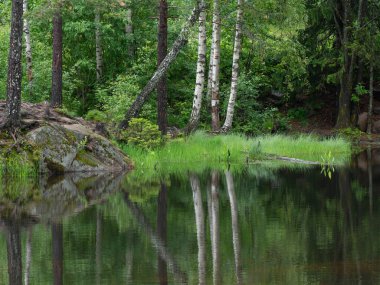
119, 1, 204, 129
95, 10, 103, 83
51, 9, 63, 108
52, 223, 63, 285
157, 0, 168, 134
211, 0, 221, 132
3, 0, 24, 130
6, 222, 22, 285
190, 174, 206, 285
367, 63, 374, 134
221, 0, 243, 132
185, 0, 206, 134
336, 0, 365, 128
335, 0, 351, 128
125, 8, 134, 57
23, 0, 33, 97
206, 42, 215, 100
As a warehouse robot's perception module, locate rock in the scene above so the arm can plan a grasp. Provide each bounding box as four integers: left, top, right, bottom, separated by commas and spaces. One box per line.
372, 120, 380, 134
357, 112, 368, 132
26, 123, 132, 173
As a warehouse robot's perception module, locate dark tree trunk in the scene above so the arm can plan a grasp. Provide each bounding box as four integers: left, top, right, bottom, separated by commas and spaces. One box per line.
6, 222, 22, 285
119, 1, 203, 129
52, 223, 63, 285
51, 10, 63, 108
157, 182, 168, 285
3, 0, 24, 130
157, 0, 168, 134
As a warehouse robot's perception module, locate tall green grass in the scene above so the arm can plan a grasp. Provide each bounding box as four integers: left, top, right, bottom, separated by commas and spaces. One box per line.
120, 132, 352, 181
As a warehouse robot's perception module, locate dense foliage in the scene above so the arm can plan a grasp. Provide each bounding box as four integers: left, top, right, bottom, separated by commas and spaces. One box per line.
0, 0, 379, 133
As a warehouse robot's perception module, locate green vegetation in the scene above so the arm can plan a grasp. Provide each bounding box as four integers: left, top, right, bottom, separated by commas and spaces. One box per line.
120, 132, 352, 181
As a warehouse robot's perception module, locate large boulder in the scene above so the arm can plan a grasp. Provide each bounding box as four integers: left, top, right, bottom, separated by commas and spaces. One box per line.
26, 123, 132, 173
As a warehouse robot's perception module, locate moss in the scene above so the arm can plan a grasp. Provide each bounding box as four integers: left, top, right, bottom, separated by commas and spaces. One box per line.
75, 151, 99, 167
44, 158, 65, 173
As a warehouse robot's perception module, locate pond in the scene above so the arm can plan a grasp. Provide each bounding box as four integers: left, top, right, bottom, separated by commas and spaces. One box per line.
0, 149, 379, 285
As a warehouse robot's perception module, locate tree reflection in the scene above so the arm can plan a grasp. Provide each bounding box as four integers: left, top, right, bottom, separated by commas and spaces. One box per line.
225, 170, 242, 285
190, 174, 206, 285
157, 182, 168, 285
6, 220, 22, 285
52, 223, 63, 285
210, 171, 220, 285
24, 227, 32, 285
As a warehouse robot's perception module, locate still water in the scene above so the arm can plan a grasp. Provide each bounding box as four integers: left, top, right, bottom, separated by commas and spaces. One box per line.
0, 151, 380, 285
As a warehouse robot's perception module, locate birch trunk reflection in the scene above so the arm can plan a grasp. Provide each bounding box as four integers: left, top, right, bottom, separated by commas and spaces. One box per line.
190, 174, 206, 285
6, 221, 22, 285
124, 193, 187, 284
24, 227, 32, 285
225, 171, 242, 284
210, 171, 220, 285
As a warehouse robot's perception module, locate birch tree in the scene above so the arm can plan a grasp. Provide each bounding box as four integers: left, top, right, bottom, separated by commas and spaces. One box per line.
23, 0, 33, 96
221, 0, 243, 132
2, 0, 24, 130
119, 0, 204, 129
210, 0, 221, 132
185, 0, 206, 134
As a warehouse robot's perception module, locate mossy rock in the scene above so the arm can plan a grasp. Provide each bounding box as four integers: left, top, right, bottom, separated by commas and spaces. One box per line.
25, 123, 132, 173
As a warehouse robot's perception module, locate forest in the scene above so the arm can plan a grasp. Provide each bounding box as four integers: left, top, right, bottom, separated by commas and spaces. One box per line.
0, 0, 379, 138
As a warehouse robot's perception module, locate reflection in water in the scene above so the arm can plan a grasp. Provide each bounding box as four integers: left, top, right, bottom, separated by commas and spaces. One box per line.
210, 171, 221, 285
190, 174, 206, 285
52, 223, 63, 285
124, 193, 187, 284
95, 210, 102, 285
24, 227, 32, 285
225, 170, 242, 285
6, 221, 22, 285
157, 182, 168, 285
1, 160, 380, 284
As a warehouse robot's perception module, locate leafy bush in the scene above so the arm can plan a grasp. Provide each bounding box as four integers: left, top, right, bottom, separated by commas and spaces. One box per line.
85, 109, 107, 122
287, 107, 308, 121
122, 118, 163, 150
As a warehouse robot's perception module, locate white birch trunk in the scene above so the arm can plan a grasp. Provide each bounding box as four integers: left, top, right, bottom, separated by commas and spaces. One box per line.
221, 0, 244, 132
211, 0, 221, 132
206, 38, 215, 99
23, 0, 33, 94
186, 0, 207, 134
95, 10, 103, 82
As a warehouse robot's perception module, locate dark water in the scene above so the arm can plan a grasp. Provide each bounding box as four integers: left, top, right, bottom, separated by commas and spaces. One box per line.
1, 151, 380, 284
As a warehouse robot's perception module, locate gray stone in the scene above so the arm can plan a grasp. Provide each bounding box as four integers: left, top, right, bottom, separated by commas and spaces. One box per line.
26, 123, 132, 173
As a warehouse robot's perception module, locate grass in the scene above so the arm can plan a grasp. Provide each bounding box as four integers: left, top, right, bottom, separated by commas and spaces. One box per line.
120, 132, 352, 181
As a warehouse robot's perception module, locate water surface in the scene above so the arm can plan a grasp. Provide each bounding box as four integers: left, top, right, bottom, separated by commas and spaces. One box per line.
1, 150, 380, 284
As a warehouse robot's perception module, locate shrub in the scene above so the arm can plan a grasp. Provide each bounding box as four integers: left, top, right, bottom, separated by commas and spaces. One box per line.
122, 118, 163, 150
85, 109, 107, 122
